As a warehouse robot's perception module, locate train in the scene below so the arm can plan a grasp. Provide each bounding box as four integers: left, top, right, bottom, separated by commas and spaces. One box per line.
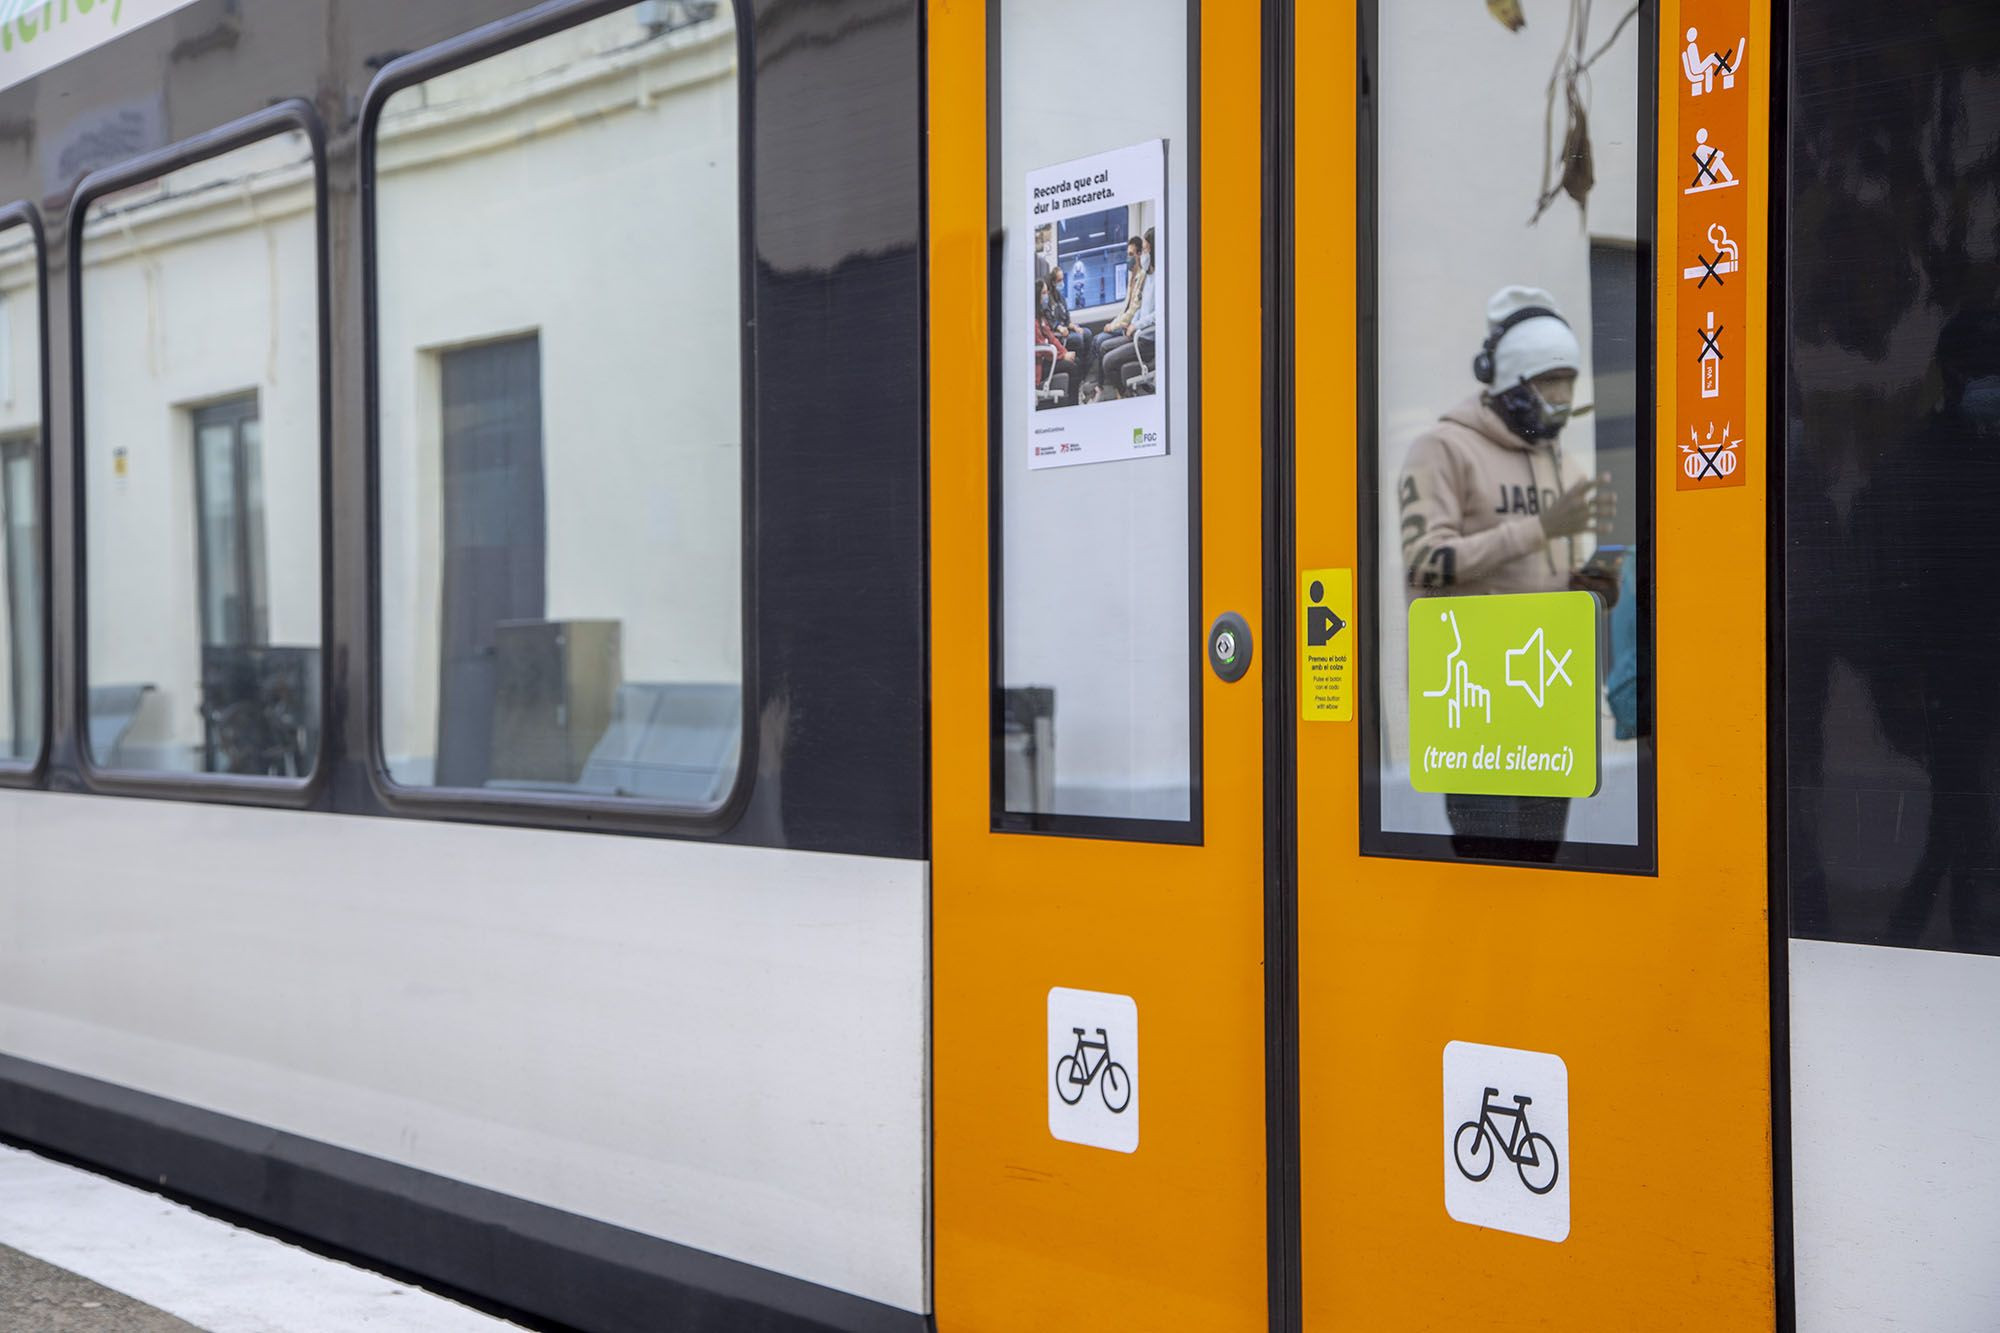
0, 0, 1988, 1329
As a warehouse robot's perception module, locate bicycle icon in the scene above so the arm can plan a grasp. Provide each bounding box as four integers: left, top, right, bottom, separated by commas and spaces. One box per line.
1054, 1027, 1132, 1114
1453, 1086, 1560, 1195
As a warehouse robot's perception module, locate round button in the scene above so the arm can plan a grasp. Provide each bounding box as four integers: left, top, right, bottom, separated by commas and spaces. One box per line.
1207, 612, 1253, 683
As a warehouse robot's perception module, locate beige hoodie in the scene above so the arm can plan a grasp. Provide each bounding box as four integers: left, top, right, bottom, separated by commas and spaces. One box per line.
1396, 394, 1586, 598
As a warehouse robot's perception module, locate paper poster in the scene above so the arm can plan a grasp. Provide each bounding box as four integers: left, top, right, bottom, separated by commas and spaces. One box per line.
1022, 141, 1168, 470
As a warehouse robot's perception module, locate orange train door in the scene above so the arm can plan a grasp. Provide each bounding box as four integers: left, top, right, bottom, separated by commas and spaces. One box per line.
1292, 3, 1776, 1329
929, 1, 1272, 1328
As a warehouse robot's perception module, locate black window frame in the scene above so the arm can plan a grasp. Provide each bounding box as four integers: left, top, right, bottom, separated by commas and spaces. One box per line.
68, 102, 332, 806
359, 0, 759, 838
0, 200, 50, 789
984, 0, 1206, 845
1354, 1, 1660, 875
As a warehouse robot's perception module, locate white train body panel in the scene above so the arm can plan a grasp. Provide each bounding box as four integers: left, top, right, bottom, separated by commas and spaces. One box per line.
0, 791, 928, 1313
1790, 940, 2000, 1333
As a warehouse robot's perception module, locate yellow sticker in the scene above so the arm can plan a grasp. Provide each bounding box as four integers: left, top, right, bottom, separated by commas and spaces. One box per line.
1301, 568, 1353, 722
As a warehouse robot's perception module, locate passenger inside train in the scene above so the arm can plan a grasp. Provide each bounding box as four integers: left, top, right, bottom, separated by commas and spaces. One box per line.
1033, 204, 1158, 411
1396, 285, 1618, 855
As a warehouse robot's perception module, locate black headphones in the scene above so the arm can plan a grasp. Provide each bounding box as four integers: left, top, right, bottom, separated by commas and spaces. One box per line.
1473, 305, 1568, 385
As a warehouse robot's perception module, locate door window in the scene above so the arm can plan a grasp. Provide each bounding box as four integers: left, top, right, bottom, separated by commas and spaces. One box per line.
1360, 4, 1656, 869
991, 0, 1198, 838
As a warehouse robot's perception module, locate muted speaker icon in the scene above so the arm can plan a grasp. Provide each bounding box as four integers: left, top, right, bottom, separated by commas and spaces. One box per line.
1504, 627, 1574, 708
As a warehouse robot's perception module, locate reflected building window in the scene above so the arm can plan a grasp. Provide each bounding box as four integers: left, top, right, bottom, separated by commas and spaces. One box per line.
78, 125, 323, 777
0, 218, 42, 769
192, 395, 269, 650
1, 434, 37, 760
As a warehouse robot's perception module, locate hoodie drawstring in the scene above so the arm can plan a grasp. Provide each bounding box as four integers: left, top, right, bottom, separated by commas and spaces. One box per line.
1526, 449, 1558, 576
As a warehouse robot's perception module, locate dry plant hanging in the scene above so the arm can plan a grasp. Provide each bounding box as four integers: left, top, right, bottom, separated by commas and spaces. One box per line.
1520, 0, 1642, 225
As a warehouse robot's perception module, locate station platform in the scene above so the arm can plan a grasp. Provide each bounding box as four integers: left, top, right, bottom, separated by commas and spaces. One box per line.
0, 1145, 526, 1332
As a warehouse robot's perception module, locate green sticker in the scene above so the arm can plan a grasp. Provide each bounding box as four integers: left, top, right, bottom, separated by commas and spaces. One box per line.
1406, 591, 1600, 797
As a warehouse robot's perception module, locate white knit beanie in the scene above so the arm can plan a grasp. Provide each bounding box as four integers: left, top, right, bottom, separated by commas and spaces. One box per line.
1486, 285, 1582, 387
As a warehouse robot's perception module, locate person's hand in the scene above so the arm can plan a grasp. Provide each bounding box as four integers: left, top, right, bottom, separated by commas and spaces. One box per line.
1539, 472, 1615, 539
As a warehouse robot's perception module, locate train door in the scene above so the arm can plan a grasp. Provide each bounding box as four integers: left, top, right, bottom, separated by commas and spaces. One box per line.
1291, 3, 1778, 1328
929, 2, 1273, 1328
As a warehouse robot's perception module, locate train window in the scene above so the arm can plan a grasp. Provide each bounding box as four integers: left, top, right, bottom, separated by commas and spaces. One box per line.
0, 212, 42, 773
989, 1, 1198, 838
1786, 2, 2000, 953
76, 121, 324, 781
1360, 4, 1656, 870
370, 1, 746, 811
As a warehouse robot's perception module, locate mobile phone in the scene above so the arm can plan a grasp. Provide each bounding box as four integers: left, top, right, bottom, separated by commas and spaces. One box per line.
1580, 543, 1627, 578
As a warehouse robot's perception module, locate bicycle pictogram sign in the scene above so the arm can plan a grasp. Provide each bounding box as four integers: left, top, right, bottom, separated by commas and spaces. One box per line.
1453, 1086, 1561, 1195
1055, 1026, 1132, 1114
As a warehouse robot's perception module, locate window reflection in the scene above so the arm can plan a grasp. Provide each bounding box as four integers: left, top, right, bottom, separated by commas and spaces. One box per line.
80, 131, 321, 776
1368, 5, 1650, 862
1787, 0, 2000, 954
374, 2, 744, 806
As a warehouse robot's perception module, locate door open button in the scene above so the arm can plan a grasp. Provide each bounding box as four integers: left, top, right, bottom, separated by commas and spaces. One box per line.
1208, 612, 1253, 683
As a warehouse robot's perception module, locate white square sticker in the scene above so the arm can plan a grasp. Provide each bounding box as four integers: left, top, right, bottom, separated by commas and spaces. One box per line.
1443, 1040, 1570, 1242
1048, 988, 1138, 1153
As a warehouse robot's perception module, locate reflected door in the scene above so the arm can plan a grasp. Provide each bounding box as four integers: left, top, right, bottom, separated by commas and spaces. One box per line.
435, 335, 546, 789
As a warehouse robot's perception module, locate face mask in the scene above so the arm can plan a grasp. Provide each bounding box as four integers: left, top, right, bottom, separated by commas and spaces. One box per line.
1492, 379, 1571, 441
1146, 254, 1155, 272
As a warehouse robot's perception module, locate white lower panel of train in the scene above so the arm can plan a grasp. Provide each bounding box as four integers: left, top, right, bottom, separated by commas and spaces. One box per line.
1791, 938, 2000, 1333
0, 792, 928, 1314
